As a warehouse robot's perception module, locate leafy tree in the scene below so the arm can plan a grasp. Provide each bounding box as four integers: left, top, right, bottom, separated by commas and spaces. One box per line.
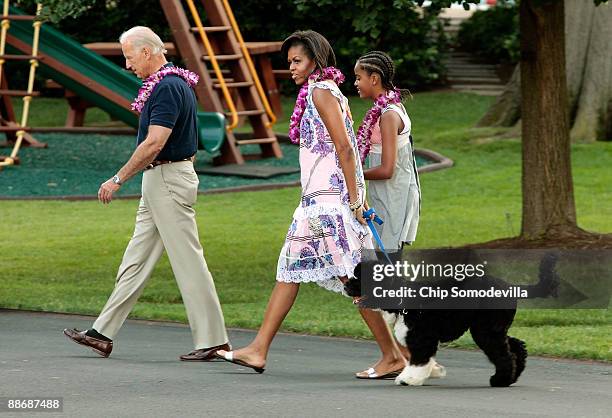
470, 0, 609, 243
16, 0, 96, 23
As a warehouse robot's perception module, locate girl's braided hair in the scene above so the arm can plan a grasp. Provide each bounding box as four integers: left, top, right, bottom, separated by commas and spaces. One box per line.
356, 51, 412, 99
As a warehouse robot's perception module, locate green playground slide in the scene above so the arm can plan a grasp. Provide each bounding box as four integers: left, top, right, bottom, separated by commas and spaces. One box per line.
5, 7, 226, 153
7, 7, 140, 128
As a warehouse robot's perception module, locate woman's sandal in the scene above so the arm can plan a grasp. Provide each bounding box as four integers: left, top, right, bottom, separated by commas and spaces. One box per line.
215, 350, 265, 374
355, 367, 403, 380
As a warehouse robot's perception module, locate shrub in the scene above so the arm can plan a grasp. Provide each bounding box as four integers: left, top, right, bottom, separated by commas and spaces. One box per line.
237, 0, 448, 90
456, 4, 519, 63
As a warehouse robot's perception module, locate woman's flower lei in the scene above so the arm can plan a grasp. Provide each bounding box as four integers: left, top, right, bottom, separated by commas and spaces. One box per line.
356, 88, 402, 163
288, 66, 345, 144
131, 66, 199, 113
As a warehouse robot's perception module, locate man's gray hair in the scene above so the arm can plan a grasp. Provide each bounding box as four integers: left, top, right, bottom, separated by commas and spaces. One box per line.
119, 26, 167, 55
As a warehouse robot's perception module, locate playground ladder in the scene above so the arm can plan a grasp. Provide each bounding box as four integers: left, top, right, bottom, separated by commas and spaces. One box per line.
0, 1, 44, 170
160, 0, 282, 165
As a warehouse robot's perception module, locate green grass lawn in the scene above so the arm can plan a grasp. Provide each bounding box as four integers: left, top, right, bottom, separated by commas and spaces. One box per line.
2, 92, 611, 361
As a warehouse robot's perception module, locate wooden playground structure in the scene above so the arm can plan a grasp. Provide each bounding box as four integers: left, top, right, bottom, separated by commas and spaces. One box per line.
0, 0, 289, 170
0, 2, 44, 170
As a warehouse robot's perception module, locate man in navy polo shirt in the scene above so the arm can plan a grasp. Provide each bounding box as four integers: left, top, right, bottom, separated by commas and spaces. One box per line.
63, 26, 230, 361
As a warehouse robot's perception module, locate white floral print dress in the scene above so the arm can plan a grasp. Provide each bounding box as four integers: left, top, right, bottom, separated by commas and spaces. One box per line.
276, 80, 373, 294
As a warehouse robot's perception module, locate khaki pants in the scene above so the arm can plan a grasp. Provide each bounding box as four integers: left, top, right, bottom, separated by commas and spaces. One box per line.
93, 161, 228, 349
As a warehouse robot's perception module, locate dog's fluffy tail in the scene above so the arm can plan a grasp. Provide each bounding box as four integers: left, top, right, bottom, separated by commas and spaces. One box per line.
525, 252, 560, 298
508, 336, 527, 383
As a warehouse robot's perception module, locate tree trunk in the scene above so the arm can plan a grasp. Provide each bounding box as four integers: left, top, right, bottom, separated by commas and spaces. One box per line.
520, 0, 577, 239
564, 0, 594, 117
479, 0, 612, 142
476, 65, 521, 127
568, 1, 612, 141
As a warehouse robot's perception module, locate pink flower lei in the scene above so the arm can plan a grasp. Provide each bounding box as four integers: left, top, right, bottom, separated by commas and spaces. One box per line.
288, 66, 345, 144
131, 66, 199, 113
356, 88, 402, 163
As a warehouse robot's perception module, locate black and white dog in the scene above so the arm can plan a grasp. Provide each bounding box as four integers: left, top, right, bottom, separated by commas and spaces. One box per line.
345, 253, 559, 387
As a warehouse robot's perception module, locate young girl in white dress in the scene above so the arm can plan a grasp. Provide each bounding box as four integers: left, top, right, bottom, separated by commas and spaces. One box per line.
354, 51, 420, 250
354, 51, 445, 378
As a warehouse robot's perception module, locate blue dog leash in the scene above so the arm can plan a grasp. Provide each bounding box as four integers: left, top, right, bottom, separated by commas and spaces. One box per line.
363, 208, 393, 265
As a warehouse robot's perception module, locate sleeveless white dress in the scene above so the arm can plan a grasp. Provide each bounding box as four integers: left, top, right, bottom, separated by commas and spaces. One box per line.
367, 103, 421, 250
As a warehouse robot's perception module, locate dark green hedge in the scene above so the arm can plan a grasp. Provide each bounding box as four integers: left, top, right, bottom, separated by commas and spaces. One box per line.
233, 0, 448, 90
456, 4, 519, 63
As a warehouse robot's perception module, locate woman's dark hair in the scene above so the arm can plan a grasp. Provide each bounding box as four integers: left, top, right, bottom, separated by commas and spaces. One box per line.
357, 50, 412, 99
281, 30, 336, 71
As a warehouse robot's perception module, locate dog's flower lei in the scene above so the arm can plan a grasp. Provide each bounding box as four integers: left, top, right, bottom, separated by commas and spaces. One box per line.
288, 66, 345, 144
131, 66, 199, 113
356, 88, 402, 163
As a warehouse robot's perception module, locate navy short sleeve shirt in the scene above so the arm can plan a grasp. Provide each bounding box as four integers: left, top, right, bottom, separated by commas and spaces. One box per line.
136, 63, 198, 161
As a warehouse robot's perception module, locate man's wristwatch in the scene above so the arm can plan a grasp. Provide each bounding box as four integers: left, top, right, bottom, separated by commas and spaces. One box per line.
112, 175, 122, 186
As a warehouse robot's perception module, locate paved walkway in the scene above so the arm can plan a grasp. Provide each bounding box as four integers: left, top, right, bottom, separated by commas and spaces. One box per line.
1, 310, 610, 417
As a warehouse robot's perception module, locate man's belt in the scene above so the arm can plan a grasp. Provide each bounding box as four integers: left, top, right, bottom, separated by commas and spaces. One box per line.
144, 156, 194, 171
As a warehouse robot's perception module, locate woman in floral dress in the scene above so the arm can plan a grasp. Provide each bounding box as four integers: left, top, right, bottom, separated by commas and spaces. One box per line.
216, 31, 406, 378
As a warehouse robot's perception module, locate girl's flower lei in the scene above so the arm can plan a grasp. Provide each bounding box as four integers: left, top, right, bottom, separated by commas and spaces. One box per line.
288, 66, 345, 144
356, 88, 402, 163
131, 66, 199, 113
